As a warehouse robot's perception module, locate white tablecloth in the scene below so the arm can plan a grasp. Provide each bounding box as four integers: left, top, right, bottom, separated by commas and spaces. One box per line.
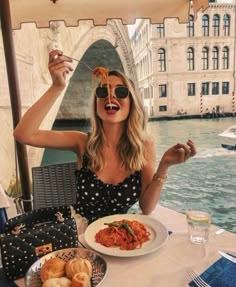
15, 205, 236, 287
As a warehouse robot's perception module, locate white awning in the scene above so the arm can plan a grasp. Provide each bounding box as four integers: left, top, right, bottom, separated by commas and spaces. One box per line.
10, 0, 209, 29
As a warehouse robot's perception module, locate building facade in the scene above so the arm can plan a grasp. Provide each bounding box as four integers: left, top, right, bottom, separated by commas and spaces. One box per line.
131, 3, 236, 117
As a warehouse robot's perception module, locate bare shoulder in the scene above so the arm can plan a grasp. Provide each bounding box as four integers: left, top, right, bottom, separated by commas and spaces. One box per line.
143, 137, 156, 171
73, 131, 89, 162
141, 138, 156, 190
64, 130, 88, 152
144, 138, 156, 158
69, 130, 88, 141
47, 130, 88, 157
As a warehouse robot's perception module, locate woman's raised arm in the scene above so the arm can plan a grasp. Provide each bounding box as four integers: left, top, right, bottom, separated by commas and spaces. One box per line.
13, 50, 86, 153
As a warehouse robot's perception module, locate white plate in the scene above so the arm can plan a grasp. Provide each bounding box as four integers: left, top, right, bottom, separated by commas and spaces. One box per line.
84, 214, 168, 257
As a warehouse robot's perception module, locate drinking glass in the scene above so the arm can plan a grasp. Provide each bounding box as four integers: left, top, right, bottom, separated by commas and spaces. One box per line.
186, 210, 211, 244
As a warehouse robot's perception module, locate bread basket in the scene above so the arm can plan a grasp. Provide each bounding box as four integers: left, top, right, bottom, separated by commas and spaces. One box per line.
25, 248, 107, 287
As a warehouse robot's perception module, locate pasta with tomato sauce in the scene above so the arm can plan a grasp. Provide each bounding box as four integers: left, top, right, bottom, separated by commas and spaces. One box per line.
92, 66, 112, 106
95, 220, 151, 250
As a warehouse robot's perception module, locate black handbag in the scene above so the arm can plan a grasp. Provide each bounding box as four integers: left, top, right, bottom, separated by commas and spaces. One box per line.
0, 206, 78, 280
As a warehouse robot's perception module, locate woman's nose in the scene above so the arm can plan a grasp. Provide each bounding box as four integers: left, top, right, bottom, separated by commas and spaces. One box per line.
110, 88, 117, 99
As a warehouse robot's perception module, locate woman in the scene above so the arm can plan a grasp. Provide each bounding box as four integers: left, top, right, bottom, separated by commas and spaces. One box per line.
14, 49, 196, 223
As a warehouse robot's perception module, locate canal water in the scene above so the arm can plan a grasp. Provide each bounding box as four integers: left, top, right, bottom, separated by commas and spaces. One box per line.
42, 117, 236, 233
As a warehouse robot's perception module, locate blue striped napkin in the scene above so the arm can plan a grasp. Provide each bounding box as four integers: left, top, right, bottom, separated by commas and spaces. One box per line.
189, 256, 236, 287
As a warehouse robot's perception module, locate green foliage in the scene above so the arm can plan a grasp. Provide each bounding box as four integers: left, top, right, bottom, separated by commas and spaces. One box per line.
6, 176, 22, 198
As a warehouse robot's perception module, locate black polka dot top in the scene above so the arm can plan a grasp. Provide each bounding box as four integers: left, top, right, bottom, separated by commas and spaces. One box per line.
74, 154, 141, 223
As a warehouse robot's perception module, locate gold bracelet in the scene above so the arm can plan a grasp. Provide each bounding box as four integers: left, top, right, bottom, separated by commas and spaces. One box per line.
152, 173, 167, 183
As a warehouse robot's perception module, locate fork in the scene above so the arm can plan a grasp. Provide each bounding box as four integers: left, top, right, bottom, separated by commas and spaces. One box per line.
187, 267, 211, 287
63, 54, 94, 71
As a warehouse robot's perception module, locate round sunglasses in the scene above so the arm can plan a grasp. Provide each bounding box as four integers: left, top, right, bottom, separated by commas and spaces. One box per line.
95, 86, 130, 99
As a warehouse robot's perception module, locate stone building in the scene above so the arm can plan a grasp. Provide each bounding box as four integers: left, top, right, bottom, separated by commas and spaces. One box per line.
131, 2, 236, 117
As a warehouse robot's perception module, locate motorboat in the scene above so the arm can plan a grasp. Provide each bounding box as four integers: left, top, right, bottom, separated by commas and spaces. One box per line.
218, 125, 236, 151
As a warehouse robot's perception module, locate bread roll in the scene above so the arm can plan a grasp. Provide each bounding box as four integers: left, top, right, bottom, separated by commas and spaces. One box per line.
65, 258, 92, 279
41, 257, 66, 283
42, 277, 72, 287
71, 272, 91, 287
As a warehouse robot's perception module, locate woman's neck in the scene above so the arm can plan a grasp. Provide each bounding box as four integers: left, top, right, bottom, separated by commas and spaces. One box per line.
102, 122, 125, 147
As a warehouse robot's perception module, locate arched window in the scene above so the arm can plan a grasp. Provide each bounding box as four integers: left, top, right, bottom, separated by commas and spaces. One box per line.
213, 14, 220, 36
212, 47, 219, 69
223, 14, 230, 36
187, 15, 194, 37
222, 46, 229, 69
158, 48, 166, 72
187, 47, 194, 70
202, 47, 209, 70
202, 15, 209, 36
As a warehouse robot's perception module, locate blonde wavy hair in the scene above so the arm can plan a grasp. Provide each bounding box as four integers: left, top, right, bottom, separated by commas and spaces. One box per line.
86, 70, 148, 171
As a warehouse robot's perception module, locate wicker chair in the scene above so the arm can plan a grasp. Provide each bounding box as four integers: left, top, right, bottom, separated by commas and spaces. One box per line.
32, 162, 77, 209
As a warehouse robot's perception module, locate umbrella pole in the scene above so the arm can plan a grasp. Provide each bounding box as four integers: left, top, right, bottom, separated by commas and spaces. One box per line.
0, 0, 32, 211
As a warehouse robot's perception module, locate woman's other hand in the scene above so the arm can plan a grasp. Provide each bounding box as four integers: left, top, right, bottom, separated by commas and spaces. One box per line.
48, 49, 73, 89
160, 139, 196, 167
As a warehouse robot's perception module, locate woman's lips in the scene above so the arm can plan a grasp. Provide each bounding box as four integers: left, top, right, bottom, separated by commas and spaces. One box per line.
105, 103, 120, 111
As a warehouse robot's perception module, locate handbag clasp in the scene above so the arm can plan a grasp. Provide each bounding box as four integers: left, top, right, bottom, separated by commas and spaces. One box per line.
55, 211, 65, 222
11, 223, 26, 235
35, 243, 53, 256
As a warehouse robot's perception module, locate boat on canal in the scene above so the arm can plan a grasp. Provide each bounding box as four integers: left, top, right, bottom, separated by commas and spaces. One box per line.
218, 125, 236, 151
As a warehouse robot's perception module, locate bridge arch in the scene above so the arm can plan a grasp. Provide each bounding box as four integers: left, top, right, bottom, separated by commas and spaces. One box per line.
58, 39, 125, 120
